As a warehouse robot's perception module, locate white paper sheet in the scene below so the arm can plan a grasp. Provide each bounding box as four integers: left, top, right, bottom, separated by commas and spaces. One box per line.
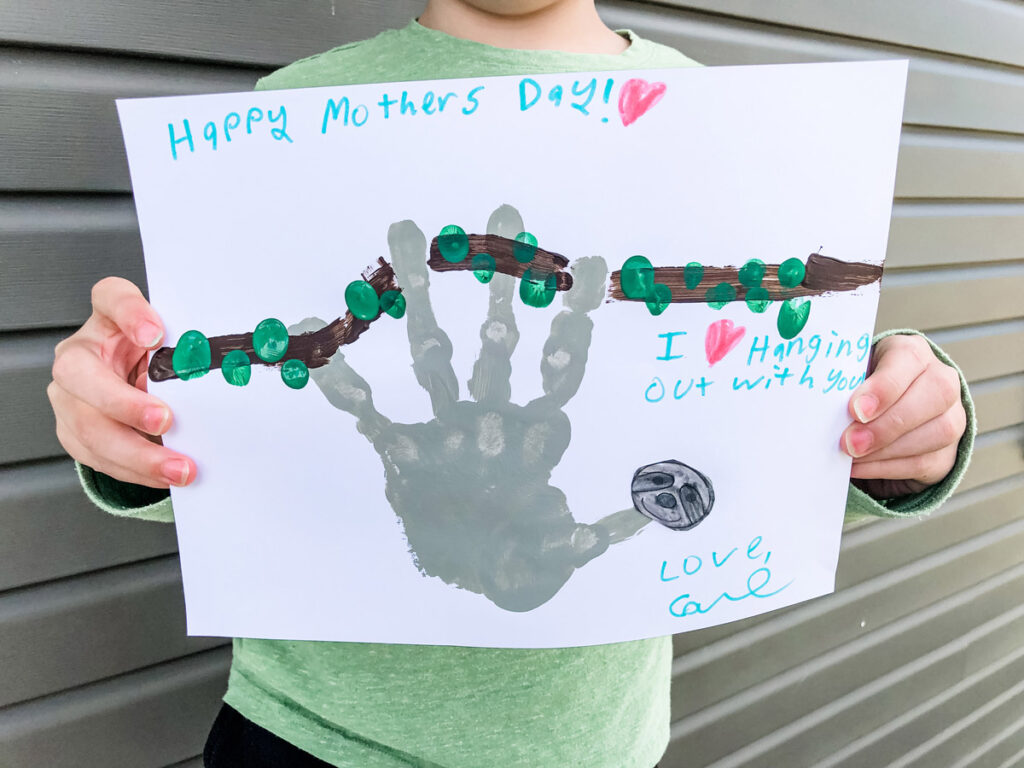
116, 60, 907, 647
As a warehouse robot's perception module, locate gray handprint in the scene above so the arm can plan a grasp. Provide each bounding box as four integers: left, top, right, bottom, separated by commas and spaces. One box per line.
292, 205, 654, 612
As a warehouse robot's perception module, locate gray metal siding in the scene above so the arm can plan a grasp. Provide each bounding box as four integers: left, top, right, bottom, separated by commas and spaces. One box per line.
0, 3, 1020, 767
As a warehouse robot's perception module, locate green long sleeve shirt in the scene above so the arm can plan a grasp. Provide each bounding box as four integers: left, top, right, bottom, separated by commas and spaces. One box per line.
80, 21, 976, 767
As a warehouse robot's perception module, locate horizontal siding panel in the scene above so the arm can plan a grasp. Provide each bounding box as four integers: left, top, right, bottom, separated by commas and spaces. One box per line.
929, 321, 1024, 383
0, 646, 229, 768
973, 375, 1024, 433
819, 647, 1024, 768
0, 195, 146, 331
666, 576, 1024, 767
837, 478, 1024, 590
657, 1, 1024, 69
0, 459, 177, 592
897, 685, 1024, 768
0, 1, 418, 67
958, 426, 1024, 494
0, 48, 259, 192
894, 131, 1024, 200
0, 329, 66, 464
601, 2, 1024, 135
967, 716, 1024, 768
875, 267, 1024, 331
670, 506, 1024, 721
0, 556, 224, 707
887, 202, 1024, 270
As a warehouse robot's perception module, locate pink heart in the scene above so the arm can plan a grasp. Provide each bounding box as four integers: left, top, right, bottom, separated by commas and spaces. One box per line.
705, 319, 746, 367
618, 78, 667, 127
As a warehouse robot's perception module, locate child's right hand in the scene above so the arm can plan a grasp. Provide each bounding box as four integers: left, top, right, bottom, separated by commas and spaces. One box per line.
48, 277, 196, 488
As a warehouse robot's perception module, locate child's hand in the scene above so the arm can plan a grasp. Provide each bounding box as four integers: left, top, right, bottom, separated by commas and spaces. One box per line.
842, 334, 967, 499
47, 277, 196, 488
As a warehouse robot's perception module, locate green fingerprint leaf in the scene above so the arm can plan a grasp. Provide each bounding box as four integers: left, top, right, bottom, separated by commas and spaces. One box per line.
379, 290, 406, 319
438, 225, 469, 263
253, 318, 289, 363
513, 231, 538, 264
684, 262, 704, 290
221, 349, 251, 386
778, 258, 806, 288
471, 252, 496, 283
738, 259, 766, 288
778, 297, 811, 339
519, 268, 556, 308
281, 359, 309, 390
171, 330, 211, 380
620, 255, 654, 300
345, 280, 379, 321
646, 283, 672, 316
705, 282, 736, 310
745, 286, 771, 314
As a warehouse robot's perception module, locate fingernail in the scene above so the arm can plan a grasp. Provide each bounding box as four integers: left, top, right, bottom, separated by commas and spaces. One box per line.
142, 405, 170, 434
162, 458, 190, 487
853, 394, 878, 423
136, 321, 163, 348
845, 428, 873, 458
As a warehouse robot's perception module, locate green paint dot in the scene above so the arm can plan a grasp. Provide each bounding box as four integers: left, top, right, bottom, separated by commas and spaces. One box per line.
646, 283, 672, 316
253, 318, 289, 363
471, 252, 496, 283
379, 290, 406, 319
778, 258, 806, 288
519, 268, 557, 308
745, 286, 771, 313
345, 280, 379, 321
513, 231, 538, 263
684, 262, 704, 290
738, 259, 766, 287
778, 297, 812, 339
705, 282, 737, 310
438, 225, 469, 263
171, 330, 210, 380
281, 359, 309, 390
620, 255, 654, 300
221, 349, 251, 386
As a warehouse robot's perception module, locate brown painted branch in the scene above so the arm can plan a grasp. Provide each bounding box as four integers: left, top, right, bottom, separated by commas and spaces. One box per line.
608, 253, 882, 303
148, 258, 399, 382
428, 233, 573, 290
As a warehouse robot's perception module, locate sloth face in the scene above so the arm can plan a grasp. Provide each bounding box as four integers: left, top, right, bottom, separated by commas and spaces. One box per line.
630, 460, 715, 531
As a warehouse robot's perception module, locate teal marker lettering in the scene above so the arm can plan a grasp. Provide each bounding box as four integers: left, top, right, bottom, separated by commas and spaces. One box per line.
168, 120, 194, 160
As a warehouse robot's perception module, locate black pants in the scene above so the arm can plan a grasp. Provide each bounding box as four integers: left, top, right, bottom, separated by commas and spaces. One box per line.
204, 703, 662, 767
204, 704, 334, 767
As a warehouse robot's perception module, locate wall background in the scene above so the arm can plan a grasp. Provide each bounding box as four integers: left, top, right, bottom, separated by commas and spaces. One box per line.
1, 2, 1022, 766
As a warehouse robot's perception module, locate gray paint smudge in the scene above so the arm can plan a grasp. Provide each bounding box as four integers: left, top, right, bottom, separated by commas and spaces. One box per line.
294, 205, 654, 612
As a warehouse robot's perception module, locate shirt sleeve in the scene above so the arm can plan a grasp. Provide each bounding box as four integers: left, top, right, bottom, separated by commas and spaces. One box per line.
843, 329, 976, 525
75, 461, 175, 523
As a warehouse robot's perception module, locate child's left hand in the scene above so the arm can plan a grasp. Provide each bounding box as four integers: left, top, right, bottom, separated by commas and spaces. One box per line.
841, 334, 967, 499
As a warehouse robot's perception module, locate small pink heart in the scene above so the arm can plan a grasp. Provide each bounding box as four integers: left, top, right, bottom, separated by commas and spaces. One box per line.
618, 78, 667, 127
705, 319, 746, 367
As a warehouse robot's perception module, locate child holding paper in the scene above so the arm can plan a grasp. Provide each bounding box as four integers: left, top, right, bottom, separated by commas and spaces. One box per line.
48, 1, 974, 766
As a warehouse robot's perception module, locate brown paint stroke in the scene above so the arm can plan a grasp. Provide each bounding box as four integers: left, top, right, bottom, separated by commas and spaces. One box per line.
608, 253, 882, 303
428, 233, 574, 291
148, 258, 399, 382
